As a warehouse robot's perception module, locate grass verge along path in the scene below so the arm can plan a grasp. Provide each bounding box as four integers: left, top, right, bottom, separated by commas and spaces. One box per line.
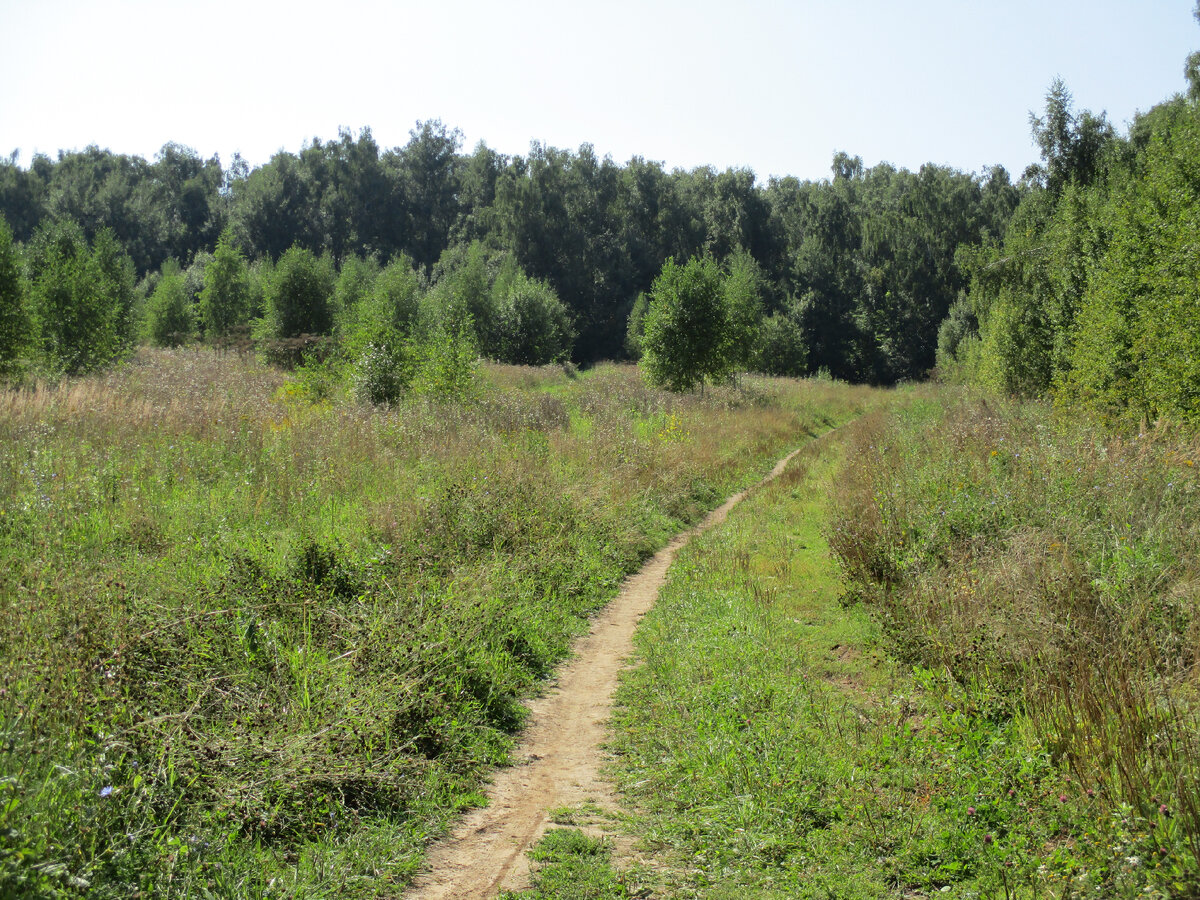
407, 444, 817, 899
584, 419, 1186, 899
0, 351, 879, 899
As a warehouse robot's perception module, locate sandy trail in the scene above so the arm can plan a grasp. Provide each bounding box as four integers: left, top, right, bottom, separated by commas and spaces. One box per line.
404, 445, 807, 899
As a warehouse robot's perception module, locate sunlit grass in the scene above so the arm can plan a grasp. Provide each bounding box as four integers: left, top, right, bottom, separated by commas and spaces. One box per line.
829, 394, 1200, 894
608, 399, 1199, 897
0, 348, 872, 898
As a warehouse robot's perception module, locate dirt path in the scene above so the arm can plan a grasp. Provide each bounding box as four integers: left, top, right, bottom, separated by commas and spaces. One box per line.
403, 445, 809, 899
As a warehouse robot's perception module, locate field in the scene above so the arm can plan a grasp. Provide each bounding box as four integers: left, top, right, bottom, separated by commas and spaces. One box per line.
4, 351, 1198, 900
584, 394, 1199, 899
0, 348, 873, 898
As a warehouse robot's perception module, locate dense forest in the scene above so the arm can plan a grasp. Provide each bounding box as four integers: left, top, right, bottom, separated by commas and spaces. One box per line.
0, 124, 1018, 385
2, 5, 1199, 423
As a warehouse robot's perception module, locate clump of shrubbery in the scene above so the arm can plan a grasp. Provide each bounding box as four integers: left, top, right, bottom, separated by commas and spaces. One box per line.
829, 397, 1200, 891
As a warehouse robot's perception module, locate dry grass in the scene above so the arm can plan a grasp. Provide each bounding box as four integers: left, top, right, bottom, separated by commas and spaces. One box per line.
829, 393, 1200, 888
0, 348, 873, 899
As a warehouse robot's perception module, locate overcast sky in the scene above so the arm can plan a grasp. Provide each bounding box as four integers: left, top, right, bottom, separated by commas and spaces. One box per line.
1, 0, 1196, 182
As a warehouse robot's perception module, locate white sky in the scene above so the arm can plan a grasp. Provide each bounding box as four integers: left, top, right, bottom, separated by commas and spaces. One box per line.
1, 0, 1196, 183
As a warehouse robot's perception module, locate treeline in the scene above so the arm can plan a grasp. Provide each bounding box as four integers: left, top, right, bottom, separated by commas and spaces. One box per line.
1, 123, 1020, 384
941, 4, 1200, 425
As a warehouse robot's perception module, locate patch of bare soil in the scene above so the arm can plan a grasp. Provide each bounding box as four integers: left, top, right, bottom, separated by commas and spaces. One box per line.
403, 446, 807, 899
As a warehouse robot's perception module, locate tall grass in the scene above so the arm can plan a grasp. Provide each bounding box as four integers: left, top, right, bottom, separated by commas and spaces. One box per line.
830, 393, 1200, 892
0, 348, 866, 898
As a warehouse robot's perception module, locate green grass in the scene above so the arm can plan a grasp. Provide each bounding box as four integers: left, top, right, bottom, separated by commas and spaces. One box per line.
0, 348, 877, 898
497, 828, 633, 900
607, 409, 1199, 898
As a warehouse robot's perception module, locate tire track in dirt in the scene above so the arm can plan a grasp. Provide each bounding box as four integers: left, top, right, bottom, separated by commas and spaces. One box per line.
403, 442, 812, 899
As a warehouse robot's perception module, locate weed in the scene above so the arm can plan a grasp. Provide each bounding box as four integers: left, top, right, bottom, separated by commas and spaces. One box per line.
0, 348, 871, 897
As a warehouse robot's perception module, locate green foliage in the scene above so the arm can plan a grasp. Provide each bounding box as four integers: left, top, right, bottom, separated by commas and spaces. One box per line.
200, 228, 251, 340
1067, 101, 1200, 425
354, 339, 413, 405
268, 245, 335, 338
720, 248, 764, 370
25, 219, 134, 375
424, 241, 499, 354
421, 242, 574, 366
828, 400, 1200, 892
934, 294, 977, 373
623, 292, 648, 360
754, 307, 807, 376
0, 216, 30, 377
494, 274, 574, 365
410, 321, 479, 400
144, 263, 193, 347
2, 129, 1025, 378
368, 255, 422, 338
1028, 78, 1115, 195
641, 255, 731, 392
963, 68, 1200, 425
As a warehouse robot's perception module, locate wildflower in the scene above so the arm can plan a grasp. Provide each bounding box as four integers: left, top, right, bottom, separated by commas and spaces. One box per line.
984, 834, 994, 845
99, 786, 113, 798
1059, 794, 1068, 803
967, 806, 976, 817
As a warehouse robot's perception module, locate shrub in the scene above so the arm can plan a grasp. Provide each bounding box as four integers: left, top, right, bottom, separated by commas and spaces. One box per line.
642, 255, 731, 392
754, 309, 807, 376
494, 275, 574, 365
25, 220, 134, 375
0, 216, 30, 377
145, 263, 194, 347
263, 245, 335, 340
200, 228, 251, 340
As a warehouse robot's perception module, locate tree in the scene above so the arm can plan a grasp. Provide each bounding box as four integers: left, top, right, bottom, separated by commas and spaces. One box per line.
0, 215, 30, 376
494, 274, 574, 365
721, 248, 765, 370
200, 228, 251, 340
344, 253, 420, 358
424, 241, 500, 355
755, 308, 808, 376
397, 120, 463, 274
641, 255, 731, 392
145, 262, 193, 346
1029, 79, 1115, 195
263, 245, 335, 339
26, 220, 133, 375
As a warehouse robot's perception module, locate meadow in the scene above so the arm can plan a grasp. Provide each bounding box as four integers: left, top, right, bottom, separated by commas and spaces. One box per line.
0, 348, 869, 899
592, 393, 1199, 899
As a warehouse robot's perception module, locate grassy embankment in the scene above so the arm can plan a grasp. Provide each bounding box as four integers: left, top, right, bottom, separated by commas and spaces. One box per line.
534, 391, 1197, 898
0, 348, 872, 899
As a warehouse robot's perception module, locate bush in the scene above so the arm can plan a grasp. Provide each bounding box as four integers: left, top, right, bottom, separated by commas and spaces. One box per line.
25, 220, 134, 375
754, 310, 807, 376
424, 241, 499, 355
256, 246, 335, 365
200, 229, 251, 340
354, 339, 413, 405
0, 216, 30, 377
263, 246, 335, 340
494, 276, 574, 365
642, 255, 730, 392
145, 264, 194, 347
